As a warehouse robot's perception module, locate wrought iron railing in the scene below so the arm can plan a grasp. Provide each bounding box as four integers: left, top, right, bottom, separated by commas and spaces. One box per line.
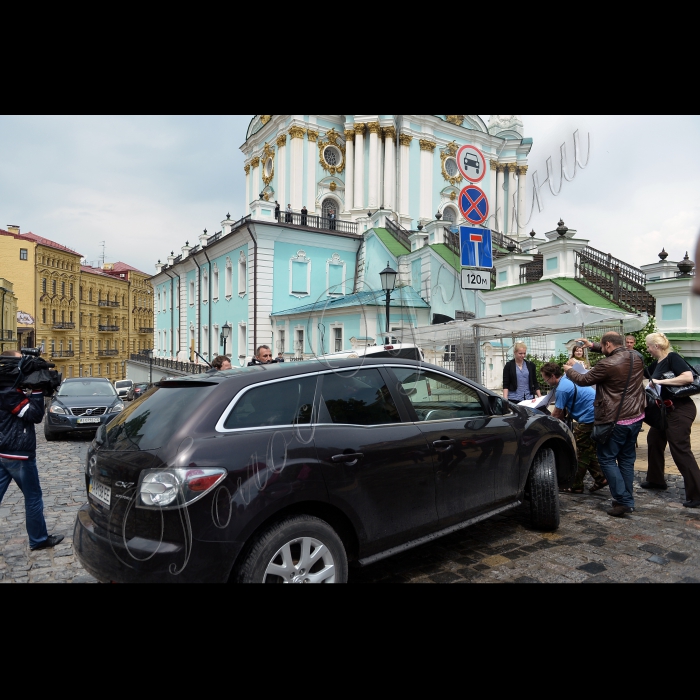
277, 211, 358, 235
98, 349, 119, 356
491, 230, 522, 253
50, 350, 74, 357
139, 327, 154, 333
575, 247, 656, 314
130, 353, 206, 374
384, 218, 412, 250
0, 330, 15, 340
52, 322, 75, 330
98, 300, 120, 307
519, 255, 543, 284
98, 324, 119, 331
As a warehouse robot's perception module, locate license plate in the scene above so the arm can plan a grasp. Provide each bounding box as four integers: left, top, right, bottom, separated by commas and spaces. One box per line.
89, 479, 111, 507
78, 416, 101, 424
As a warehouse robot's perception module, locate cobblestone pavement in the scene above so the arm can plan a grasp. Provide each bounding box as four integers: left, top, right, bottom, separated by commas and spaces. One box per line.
2, 419, 700, 583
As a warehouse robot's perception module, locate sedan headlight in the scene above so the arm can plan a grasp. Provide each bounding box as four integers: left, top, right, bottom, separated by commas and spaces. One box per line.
49, 405, 66, 414
109, 403, 124, 413
137, 468, 226, 509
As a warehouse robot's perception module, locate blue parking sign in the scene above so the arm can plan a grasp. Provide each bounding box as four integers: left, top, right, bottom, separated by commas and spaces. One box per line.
460, 227, 492, 268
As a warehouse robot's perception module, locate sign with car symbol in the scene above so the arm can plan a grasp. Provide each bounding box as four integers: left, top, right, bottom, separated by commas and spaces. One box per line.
456, 144, 486, 183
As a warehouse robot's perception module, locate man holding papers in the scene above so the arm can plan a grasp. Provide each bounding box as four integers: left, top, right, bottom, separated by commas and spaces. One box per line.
540, 361, 608, 495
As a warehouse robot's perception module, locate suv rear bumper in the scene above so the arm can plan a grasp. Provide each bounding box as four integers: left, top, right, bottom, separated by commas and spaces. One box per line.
73, 503, 238, 583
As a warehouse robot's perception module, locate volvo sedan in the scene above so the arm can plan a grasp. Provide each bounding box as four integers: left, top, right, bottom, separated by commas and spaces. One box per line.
73, 359, 576, 583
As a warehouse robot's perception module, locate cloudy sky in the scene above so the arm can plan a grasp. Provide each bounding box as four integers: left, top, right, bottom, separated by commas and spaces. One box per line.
1, 115, 699, 276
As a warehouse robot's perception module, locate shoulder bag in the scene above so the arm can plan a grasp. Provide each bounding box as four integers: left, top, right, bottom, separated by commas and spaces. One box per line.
643, 378, 670, 431
662, 355, 700, 398
591, 351, 635, 445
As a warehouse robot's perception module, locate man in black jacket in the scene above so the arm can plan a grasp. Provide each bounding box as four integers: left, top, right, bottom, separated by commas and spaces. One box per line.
0, 351, 64, 551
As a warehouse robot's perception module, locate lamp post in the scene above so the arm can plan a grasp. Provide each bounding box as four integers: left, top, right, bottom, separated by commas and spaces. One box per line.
220, 322, 232, 357
144, 348, 154, 385
379, 261, 398, 345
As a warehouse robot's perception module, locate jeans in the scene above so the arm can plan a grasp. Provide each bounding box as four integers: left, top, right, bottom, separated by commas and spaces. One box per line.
595, 420, 643, 509
0, 455, 49, 548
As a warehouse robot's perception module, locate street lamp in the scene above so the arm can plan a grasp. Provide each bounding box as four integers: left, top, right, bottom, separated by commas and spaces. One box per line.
220, 322, 232, 357
379, 261, 397, 345
144, 348, 154, 385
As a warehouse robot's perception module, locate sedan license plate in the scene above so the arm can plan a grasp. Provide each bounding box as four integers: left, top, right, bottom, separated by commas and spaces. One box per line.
89, 479, 111, 507
77, 416, 101, 424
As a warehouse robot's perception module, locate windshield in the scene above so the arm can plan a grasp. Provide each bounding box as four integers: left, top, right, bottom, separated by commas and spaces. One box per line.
104, 384, 217, 450
58, 381, 117, 397
115, 381, 132, 389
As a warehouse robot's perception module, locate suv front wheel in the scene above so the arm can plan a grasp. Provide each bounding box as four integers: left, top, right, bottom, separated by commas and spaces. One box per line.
529, 447, 560, 530
236, 515, 348, 583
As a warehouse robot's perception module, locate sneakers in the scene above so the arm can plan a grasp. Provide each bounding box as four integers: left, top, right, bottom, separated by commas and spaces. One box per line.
682, 500, 700, 508
640, 480, 667, 490
607, 505, 634, 517
30, 534, 64, 551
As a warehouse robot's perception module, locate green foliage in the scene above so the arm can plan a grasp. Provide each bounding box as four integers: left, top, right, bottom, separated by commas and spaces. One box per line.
626, 316, 665, 364
527, 352, 570, 391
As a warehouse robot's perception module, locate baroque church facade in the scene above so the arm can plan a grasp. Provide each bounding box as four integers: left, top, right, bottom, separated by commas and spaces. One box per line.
150, 114, 534, 366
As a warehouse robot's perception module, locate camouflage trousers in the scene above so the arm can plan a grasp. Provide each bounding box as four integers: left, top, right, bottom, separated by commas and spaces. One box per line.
573, 421, 606, 490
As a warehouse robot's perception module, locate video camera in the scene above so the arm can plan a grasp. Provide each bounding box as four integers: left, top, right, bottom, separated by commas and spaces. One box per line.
0, 348, 63, 396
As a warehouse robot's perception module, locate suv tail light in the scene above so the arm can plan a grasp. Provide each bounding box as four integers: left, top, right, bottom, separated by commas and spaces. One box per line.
137, 468, 226, 509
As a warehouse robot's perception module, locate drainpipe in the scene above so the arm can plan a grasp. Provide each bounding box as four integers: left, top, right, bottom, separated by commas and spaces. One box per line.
246, 225, 258, 357
200, 246, 213, 359
163, 268, 177, 357
0, 286, 7, 351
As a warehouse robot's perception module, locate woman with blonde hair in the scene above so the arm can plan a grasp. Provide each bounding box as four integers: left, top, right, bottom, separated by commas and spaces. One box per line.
643, 332, 700, 507
502, 342, 541, 403
570, 344, 591, 369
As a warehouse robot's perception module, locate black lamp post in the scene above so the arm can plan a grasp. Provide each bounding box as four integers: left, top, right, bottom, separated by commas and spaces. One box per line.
379, 261, 398, 345
143, 348, 154, 385
220, 322, 232, 356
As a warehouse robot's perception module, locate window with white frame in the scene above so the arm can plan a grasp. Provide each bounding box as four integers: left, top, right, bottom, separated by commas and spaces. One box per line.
202, 268, 208, 303
203, 325, 209, 357
189, 280, 195, 305
238, 252, 247, 296
295, 328, 305, 357
326, 252, 346, 296
290, 250, 311, 298
212, 264, 219, 301
225, 258, 233, 298
238, 324, 246, 360
333, 326, 343, 352
277, 328, 286, 354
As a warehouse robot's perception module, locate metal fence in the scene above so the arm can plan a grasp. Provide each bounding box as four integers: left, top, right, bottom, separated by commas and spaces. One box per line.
276, 211, 358, 235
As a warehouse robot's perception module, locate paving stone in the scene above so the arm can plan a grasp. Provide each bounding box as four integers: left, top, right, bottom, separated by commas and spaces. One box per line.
647, 555, 668, 565
666, 551, 690, 563
577, 561, 607, 574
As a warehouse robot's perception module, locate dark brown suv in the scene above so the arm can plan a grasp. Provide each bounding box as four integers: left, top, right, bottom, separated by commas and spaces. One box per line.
73, 358, 576, 583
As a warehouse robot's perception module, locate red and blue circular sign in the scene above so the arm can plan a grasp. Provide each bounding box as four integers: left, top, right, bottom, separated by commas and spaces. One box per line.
456, 144, 486, 183
458, 185, 489, 225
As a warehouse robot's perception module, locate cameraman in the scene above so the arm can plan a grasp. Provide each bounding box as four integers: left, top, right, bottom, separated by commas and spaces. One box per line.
0, 350, 64, 551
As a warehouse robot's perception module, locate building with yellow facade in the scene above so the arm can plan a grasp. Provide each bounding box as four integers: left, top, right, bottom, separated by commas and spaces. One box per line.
0, 277, 19, 353
0, 225, 153, 380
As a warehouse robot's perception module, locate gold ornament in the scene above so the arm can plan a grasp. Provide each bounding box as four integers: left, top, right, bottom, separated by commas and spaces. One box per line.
440, 141, 462, 186
367, 121, 381, 135
307, 129, 319, 142
329, 181, 337, 191
496, 163, 506, 173
507, 163, 517, 173
354, 123, 366, 135
445, 115, 465, 126
260, 142, 275, 186
289, 126, 306, 140
419, 139, 436, 152
399, 133, 413, 146
382, 126, 396, 141
449, 191, 457, 200
344, 129, 354, 141
244, 164, 250, 174
250, 157, 260, 168
276, 134, 287, 148
260, 115, 271, 125
516, 165, 528, 175
490, 160, 499, 171
317, 128, 346, 175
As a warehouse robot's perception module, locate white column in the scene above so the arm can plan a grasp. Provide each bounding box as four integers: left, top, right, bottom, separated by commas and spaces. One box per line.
344, 129, 354, 214
489, 160, 497, 229
367, 122, 380, 209
245, 164, 251, 213
276, 134, 286, 213
419, 138, 435, 223
383, 127, 396, 210
251, 157, 260, 203
517, 165, 527, 239
495, 164, 505, 233
399, 133, 412, 218
507, 164, 518, 236
289, 126, 305, 210
306, 130, 318, 213
353, 124, 365, 210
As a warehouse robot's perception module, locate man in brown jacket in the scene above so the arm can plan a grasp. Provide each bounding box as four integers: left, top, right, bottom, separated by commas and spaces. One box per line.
565, 332, 646, 517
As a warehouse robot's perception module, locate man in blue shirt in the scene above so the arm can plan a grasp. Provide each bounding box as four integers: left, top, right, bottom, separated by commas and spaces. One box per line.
540, 361, 608, 495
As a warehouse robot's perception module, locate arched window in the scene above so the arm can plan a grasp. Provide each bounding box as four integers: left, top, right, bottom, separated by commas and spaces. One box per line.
443, 205, 458, 224
322, 198, 338, 222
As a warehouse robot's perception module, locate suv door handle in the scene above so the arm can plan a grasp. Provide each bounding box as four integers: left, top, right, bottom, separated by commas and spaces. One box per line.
331, 453, 364, 464
432, 439, 457, 451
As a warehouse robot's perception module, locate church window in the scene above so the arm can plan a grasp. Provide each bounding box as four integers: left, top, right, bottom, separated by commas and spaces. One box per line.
322, 198, 338, 221
322, 146, 341, 168
225, 258, 233, 298
238, 253, 247, 296
444, 158, 458, 177
289, 250, 311, 298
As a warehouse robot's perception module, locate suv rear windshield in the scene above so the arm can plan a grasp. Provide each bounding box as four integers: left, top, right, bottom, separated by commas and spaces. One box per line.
104, 384, 217, 450
115, 381, 132, 389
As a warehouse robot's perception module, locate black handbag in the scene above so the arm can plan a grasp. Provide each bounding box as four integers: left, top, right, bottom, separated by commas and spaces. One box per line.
591, 351, 635, 445
662, 357, 700, 398
644, 379, 670, 431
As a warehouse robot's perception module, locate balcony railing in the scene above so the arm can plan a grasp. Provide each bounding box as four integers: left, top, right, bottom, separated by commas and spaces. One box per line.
277, 211, 358, 235
98, 348, 119, 356
384, 218, 412, 250
130, 353, 206, 374
98, 300, 120, 307
1, 330, 16, 340
52, 322, 75, 330
139, 327, 154, 333
51, 350, 75, 357
98, 324, 119, 332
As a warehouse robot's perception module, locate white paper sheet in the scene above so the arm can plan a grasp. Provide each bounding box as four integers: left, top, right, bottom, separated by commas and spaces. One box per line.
517, 392, 552, 409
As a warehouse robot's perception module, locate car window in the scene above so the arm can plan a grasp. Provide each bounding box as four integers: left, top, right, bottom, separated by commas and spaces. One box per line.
223, 376, 317, 430
320, 369, 401, 426
105, 384, 217, 450
392, 368, 486, 421
58, 381, 116, 397
115, 381, 132, 389
365, 348, 422, 360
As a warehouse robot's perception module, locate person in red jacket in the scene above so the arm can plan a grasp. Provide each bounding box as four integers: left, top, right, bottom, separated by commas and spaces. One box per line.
0, 351, 64, 551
